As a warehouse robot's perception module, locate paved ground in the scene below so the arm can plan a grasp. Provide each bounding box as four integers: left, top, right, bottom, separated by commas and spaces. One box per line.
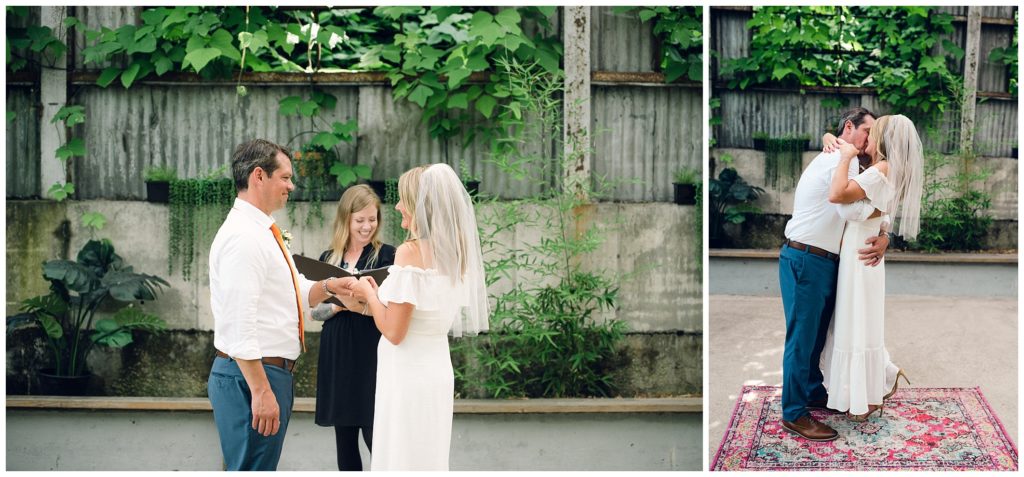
709, 294, 1018, 461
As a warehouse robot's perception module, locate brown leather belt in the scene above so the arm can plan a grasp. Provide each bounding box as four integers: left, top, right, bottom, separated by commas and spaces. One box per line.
215, 350, 296, 373
783, 239, 840, 263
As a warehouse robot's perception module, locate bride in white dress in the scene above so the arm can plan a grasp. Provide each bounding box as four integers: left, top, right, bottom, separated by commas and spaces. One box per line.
819, 115, 923, 421
342, 163, 488, 470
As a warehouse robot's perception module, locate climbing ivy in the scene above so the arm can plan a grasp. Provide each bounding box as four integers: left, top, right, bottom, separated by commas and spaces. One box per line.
613, 6, 702, 82
720, 7, 963, 123
366, 6, 562, 147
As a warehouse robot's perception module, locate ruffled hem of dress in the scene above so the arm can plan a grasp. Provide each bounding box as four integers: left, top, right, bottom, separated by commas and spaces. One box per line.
823, 347, 891, 414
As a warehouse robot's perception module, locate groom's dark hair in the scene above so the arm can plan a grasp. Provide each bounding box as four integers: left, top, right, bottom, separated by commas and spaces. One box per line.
835, 107, 876, 135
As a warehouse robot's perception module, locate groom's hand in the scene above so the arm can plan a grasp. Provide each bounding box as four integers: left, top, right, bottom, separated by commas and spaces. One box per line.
858, 234, 890, 267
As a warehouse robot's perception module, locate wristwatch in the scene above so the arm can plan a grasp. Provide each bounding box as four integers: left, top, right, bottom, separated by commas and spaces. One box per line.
322, 279, 336, 297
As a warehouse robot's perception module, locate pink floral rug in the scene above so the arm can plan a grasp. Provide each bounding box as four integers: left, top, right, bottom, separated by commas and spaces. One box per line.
712, 385, 1017, 471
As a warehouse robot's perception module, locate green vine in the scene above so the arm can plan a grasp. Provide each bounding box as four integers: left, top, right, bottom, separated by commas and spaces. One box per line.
613, 6, 703, 82
369, 6, 562, 148
763, 135, 808, 190
168, 175, 234, 280
720, 7, 962, 123
382, 178, 403, 244
988, 10, 1018, 97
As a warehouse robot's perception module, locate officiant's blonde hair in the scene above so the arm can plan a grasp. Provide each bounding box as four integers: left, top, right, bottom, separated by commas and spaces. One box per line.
325, 185, 383, 268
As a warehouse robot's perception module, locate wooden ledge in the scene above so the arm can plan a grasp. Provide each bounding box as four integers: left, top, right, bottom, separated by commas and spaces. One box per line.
710, 248, 1018, 264
7, 396, 701, 414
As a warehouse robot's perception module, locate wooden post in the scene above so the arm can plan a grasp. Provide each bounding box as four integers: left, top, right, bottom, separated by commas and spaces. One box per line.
563, 6, 591, 202
960, 6, 982, 156
39, 6, 69, 198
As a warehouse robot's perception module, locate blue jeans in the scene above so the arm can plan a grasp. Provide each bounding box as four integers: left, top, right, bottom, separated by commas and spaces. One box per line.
208, 356, 294, 471
778, 243, 838, 422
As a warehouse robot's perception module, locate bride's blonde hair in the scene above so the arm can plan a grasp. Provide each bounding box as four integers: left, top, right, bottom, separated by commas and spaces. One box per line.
870, 115, 924, 240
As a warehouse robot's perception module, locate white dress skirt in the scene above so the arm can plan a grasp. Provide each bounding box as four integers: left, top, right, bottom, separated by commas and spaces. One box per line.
820, 216, 900, 415
370, 265, 461, 471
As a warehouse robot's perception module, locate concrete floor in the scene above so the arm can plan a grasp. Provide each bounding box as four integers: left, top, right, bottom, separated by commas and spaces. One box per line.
709, 294, 1018, 461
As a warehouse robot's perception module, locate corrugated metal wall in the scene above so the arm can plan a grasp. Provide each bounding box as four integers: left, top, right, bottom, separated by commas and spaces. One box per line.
590, 7, 703, 202
593, 86, 702, 202
6, 86, 41, 198
591, 7, 656, 72
711, 6, 1018, 157
9, 6, 700, 202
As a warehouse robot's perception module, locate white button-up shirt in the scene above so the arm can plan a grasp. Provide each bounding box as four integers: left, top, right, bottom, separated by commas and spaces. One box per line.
784, 151, 889, 255
210, 198, 315, 360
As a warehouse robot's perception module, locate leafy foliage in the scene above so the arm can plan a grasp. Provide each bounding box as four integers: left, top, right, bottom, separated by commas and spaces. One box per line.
453, 54, 627, 398
614, 6, 703, 82
906, 151, 994, 252
709, 165, 765, 244
368, 6, 562, 146
720, 7, 963, 122
6, 239, 168, 377
988, 10, 1018, 97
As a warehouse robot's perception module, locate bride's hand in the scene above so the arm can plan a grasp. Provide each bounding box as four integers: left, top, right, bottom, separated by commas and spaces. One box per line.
345, 276, 378, 301
838, 142, 860, 161
822, 133, 842, 153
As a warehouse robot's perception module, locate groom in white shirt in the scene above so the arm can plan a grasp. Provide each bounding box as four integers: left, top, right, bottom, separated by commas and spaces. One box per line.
778, 108, 890, 441
207, 139, 349, 470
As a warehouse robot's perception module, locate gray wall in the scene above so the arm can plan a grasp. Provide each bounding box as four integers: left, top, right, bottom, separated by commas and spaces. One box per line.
6, 201, 699, 334
6, 408, 702, 471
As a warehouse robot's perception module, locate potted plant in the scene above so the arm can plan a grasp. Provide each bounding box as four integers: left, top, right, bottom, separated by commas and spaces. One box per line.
672, 166, 700, 205
143, 166, 177, 203
7, 239, 169, 395
752, 131, 769, 151
709, 160, 765, 247
459, 161, 481, 197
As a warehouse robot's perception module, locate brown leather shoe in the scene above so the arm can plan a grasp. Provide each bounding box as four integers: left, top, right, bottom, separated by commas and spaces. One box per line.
781, 415, 839, 441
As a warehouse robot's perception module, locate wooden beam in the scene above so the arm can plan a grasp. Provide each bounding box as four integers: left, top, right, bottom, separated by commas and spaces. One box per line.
960, 7, 983, 156
39, 6, 68, 199
563, 6, 591, 202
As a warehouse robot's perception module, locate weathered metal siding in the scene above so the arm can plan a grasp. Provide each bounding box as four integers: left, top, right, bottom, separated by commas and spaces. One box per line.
71, 85, 359, 199
6, 87, 42, 198
710, 9, 751, 80
974, 99, 1019, 157
713, 89, 870, 150
978, 23, 1016, 93
70, 6, 138, 70
591, 7, 656, 72
593, 86, 702, 202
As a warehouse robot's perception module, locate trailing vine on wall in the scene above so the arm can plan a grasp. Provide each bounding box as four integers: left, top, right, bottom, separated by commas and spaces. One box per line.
613, 6, 703, 82
720, 7, 963, 123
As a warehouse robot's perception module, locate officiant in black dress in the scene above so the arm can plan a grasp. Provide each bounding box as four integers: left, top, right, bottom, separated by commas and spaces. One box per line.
312, 184, 396, 471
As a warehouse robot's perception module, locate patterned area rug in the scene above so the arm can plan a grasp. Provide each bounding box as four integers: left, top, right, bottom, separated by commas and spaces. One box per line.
712, 385, 1017, 471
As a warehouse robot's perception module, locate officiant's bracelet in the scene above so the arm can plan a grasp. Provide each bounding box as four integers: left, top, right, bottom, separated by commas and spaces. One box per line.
322, 279, 336, 297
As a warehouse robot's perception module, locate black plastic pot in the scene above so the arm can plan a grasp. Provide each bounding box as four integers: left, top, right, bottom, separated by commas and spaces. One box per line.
673, 183, 697, 205
145, 181, 170, 203
463, 180, 480, 197
752, 138, 767, 151
365, 180, 388, 201
37, 369, 91, 396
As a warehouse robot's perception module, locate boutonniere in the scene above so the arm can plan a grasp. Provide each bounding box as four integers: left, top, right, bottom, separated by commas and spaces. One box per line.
281, 228, 293, 249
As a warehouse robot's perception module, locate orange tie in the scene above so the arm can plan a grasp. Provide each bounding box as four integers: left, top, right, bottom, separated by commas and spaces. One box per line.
270, 223, 305, 352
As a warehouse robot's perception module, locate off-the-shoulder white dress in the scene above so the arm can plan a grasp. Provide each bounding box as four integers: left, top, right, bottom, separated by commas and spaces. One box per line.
370, 265, 464, 471
821, 166, 902, 415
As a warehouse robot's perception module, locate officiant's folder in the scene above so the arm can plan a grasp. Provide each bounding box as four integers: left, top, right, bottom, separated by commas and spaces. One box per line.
292, 254, 390, 306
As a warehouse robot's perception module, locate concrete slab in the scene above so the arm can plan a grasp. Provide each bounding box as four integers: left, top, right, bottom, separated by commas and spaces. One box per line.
709, 294, 1018, 461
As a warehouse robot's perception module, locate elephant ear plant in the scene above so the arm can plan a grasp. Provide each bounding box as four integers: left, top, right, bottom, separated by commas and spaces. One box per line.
7, 239, 169, 378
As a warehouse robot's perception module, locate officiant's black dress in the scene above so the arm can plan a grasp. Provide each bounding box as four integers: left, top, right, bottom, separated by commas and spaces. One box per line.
314, 243, 396, 429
